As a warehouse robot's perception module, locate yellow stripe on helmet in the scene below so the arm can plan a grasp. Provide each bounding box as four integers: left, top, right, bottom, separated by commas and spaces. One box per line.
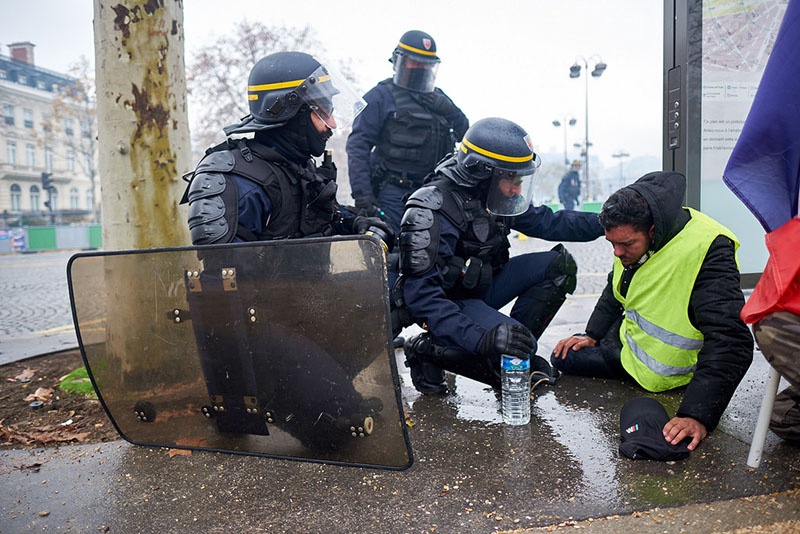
248, 78, 305, 93
397, 41, 438, 57
461, 138, 533, 163
247, 74, 332, 100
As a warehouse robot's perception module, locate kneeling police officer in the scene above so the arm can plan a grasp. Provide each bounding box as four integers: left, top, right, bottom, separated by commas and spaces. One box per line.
396, 117, 604, 395
182, 51, 392, 245
181, 51, 393, 450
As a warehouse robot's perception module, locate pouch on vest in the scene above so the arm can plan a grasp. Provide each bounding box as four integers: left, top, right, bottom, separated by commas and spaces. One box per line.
441, 256, 465, 289
461, 257, 484, 289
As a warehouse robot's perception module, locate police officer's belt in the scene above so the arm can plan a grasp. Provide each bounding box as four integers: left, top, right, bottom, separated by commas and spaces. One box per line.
384, 172, 423, 191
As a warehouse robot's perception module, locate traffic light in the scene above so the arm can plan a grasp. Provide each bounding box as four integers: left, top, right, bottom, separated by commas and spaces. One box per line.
41, 172, 53, 190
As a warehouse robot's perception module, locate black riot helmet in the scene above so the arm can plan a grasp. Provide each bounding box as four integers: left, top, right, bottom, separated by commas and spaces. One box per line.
390, 30, 440, 93
224, 51, 366, 136
455, 117, 541, 216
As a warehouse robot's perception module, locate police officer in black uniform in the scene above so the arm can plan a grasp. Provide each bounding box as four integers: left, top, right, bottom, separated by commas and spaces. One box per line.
346, 30, 469, 239
396, 117, 604, 395
181, 51, 393, 451
183, 51, 392, 246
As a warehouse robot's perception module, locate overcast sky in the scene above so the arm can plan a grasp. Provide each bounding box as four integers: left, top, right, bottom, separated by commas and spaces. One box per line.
0, 0, 664, 169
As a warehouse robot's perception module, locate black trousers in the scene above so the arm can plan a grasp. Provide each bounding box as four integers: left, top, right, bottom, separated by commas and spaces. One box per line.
550, 317, 628, 380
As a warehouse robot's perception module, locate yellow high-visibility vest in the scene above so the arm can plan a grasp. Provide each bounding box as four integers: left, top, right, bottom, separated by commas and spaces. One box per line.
613, 208, 739, 392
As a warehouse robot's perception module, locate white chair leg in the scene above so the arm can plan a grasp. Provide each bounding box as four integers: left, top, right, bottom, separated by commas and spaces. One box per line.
747, 367, 782, 468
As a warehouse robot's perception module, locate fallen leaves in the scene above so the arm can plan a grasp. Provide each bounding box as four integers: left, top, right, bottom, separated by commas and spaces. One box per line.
23, 387, 54, 403
0, 419, 92, 446
0, 350, 120, 448
12, 368, 37, 382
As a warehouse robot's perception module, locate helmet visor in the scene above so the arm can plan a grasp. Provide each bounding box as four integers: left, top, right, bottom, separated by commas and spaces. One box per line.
300, 64, 367, 131
485, 154, 541, 216
392, 53, 439, 93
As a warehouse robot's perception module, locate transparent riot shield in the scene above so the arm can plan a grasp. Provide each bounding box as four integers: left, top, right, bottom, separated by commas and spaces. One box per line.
67, 236, 412, 470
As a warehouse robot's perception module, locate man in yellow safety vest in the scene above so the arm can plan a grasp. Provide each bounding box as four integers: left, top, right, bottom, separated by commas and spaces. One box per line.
552, 171, 754, 451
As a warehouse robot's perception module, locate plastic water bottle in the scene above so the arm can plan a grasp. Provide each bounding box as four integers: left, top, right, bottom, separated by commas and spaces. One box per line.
501, 354, 531, 425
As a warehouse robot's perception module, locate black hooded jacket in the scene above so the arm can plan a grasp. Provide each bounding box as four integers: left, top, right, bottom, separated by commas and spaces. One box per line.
586, 171, 753, 432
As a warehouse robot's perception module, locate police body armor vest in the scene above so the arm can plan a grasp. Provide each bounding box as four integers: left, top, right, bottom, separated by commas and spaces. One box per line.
374, 80, 457, 183
613, 208, 739, 392
400, 178, 510, 299
183, 139, 338, 244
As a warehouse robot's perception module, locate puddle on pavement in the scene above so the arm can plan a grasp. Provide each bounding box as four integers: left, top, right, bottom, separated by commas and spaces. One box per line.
398, 352, 624, 504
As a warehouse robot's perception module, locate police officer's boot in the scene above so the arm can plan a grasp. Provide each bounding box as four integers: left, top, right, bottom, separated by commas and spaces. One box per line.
425, 345, 502, 390
403, 333, 448, 395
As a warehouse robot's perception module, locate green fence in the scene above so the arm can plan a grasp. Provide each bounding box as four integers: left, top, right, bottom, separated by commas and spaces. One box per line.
582, 202, 603, 213
26, 227, 58, 251
544, 202, 603, 213
2, 225, 102, 252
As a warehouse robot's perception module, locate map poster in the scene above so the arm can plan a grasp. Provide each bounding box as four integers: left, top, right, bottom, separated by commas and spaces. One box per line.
701, 0, 789, 274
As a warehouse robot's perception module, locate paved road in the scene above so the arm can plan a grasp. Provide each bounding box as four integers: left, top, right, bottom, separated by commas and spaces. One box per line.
0, 250, 79, 363
0, 235, 614, 365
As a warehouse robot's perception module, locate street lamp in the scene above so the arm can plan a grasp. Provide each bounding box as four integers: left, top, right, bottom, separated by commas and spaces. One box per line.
569, 55, 607, 200
612, 150, 630, 189
552, 117, 577, 166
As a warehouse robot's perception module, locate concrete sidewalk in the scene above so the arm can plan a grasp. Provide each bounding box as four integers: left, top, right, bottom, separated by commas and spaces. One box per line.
1, 240, 798, 532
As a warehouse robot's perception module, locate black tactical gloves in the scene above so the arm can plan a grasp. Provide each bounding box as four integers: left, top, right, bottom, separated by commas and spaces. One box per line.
478, 323, 534, 360
353, 216, 395, 253
354, 193, 382, 218
418, 91, 457, 116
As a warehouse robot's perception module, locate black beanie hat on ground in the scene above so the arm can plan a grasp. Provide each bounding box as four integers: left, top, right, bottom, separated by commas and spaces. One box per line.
619, 396, 691, 461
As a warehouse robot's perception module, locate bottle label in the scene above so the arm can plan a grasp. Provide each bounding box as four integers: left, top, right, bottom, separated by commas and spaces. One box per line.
501, 356, 531, 371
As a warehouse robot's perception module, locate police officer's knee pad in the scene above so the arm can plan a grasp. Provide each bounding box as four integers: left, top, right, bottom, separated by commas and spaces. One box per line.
546, 244, 578, 294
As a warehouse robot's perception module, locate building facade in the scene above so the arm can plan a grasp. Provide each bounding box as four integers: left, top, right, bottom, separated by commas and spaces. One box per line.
0, 42, 97, 227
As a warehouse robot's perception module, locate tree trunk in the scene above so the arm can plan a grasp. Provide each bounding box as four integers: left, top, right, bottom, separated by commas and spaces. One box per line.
94, 0, 191, 250
92, 1, 193, 382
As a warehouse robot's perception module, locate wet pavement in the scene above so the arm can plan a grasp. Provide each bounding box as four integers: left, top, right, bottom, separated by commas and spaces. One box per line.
1, 238, 799, 532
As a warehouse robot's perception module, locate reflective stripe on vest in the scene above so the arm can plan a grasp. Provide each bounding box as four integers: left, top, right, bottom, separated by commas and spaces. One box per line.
624, 310, 701, 376
614, 208, 739, 392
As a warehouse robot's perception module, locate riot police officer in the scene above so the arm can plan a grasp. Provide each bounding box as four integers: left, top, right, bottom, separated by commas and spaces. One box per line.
346, 30, 469, 239
180, 51, 393, 451
182, 51, 392, 245
396, 117, 604, 395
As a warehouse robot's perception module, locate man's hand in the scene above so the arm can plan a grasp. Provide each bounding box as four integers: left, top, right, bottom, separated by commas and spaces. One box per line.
662, 416, 707, 451
478, 323, 534, 360
552, 334, 597, 359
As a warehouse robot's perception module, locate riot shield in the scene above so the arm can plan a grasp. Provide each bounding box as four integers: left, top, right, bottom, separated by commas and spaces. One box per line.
67, 236, 412, 470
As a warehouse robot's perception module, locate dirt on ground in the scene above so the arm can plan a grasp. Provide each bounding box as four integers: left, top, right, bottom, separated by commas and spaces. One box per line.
0, 349, 118, 449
